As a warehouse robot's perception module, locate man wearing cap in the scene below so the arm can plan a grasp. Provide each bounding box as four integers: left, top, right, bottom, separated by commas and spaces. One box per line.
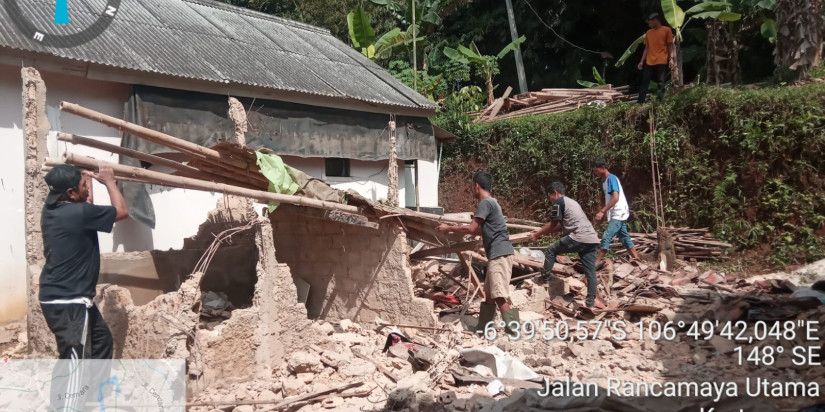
637, 12, 675, 103
40, 164, 128, 362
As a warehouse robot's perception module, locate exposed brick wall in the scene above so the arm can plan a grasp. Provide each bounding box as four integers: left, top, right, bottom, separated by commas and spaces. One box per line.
270, 205, 435, 326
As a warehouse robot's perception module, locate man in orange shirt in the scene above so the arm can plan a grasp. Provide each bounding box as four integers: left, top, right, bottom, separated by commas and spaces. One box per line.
637, 13, 675, 103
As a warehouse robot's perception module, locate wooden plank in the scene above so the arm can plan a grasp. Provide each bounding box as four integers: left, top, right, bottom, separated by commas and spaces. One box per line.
486, 86, 513, 120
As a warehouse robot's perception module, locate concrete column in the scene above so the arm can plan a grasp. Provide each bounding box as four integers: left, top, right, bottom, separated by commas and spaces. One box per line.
21, 67, 55, 355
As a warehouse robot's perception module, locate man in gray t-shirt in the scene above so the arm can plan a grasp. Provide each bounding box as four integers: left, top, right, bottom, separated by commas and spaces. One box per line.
529, 182, 601, 307
438, 171, 519, 336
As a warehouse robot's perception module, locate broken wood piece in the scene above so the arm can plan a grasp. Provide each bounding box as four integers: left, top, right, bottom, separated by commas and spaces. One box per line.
510, 272, 541, 283
440, 266, 469, 292
410, 240, 481, 260
486, 86, 513, 120
268, 382, 364, 410
352, 348, 400, 382
546, 300, 577, 317
459, 252, 485, 301
698, 279, 736, 293
374, 320, 457, 333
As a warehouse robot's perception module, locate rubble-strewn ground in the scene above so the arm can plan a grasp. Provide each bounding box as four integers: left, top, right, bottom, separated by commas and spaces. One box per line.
4, 256, 824, 412
180, 256, 825, 412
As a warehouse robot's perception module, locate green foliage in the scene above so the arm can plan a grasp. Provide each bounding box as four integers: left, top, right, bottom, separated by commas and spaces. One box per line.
578, 66, 607, 88
616, 34, 646, 68
435, 83, 825, 265
433, 85, 485, 131
386, 60, 446, 101
661, 0, 686, 31
348, 6, 377, 57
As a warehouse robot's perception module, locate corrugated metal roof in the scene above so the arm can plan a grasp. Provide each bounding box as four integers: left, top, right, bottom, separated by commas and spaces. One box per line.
0, 0, 438, 111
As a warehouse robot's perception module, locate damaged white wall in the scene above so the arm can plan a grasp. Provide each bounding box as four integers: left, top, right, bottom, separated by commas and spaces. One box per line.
0, 62, 439, 323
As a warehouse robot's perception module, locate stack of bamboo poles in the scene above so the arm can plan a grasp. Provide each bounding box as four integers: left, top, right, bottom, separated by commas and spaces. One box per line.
612, 227, 732, 260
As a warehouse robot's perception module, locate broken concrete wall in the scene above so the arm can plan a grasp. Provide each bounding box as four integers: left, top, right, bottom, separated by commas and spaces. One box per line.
21, 68, 55, 355
97, 198, 323, 394
269, 205, 436, 326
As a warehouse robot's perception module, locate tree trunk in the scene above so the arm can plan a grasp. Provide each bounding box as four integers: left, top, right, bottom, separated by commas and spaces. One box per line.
485, 74, 495, 106
775, 0, 825, 79
671, 41, 684, 88
706, 20, 742, 85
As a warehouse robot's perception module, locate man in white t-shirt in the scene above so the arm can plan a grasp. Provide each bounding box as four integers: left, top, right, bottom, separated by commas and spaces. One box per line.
591, 157, 641, 268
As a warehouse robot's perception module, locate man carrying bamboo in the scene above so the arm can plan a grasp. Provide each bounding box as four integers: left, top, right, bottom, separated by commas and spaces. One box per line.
437, 171, 519, 336
40, 165, 128, 362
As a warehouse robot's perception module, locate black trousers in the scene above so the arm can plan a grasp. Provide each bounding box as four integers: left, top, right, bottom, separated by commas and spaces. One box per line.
41, 302, 113, 410
638, 64, 669, 103
40, 302, 113, 360
543, 236, 599, 303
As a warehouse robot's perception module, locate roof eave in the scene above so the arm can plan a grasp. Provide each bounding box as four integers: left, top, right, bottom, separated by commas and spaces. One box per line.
0, 48, 438, 118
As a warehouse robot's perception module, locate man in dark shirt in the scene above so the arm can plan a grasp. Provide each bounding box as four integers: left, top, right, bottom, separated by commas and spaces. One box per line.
529, 182, 601, 307
437, 171, 519, 335
40, 164, 128, 362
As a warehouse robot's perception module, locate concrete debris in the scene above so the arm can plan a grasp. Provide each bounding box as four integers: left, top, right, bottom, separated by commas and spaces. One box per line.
9, 184, 824, 411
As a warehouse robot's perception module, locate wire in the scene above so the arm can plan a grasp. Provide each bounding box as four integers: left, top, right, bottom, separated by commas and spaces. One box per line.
523, 0, 603, 55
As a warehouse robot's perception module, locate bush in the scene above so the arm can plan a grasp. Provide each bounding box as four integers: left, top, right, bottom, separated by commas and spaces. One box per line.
434, 84, 825, 265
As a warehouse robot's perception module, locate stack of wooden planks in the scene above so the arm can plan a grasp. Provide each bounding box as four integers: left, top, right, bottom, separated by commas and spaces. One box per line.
473, 85, 635, 122
612, 227, 732, 260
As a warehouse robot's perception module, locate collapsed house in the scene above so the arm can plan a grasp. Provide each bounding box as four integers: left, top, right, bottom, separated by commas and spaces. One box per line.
0, 0, 458, 325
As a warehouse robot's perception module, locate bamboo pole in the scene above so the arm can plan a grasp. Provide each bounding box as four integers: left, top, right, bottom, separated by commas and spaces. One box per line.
60, 153, 362, 214
43, 161, 172, 187
58, 132, 196, 173
56, 132, 261, 189
59, 101, 253, 171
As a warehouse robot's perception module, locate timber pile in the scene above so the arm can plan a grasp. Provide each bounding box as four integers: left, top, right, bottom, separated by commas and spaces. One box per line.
612, 227, 732, 260
473, 84, 635, 122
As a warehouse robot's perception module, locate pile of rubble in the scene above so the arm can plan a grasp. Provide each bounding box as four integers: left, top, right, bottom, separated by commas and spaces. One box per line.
178, 255, 825, 412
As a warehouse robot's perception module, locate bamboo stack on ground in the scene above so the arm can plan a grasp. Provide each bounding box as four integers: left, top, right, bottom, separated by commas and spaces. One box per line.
611, 227, 732, 260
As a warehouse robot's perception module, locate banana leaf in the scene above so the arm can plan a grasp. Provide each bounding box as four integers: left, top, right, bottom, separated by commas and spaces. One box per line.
615, 33, 646, 67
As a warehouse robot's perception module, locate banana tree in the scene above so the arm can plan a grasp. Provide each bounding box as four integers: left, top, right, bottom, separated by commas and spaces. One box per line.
443, 36, 526, 105
617, 0, 741, 86
348, 6, 420, 60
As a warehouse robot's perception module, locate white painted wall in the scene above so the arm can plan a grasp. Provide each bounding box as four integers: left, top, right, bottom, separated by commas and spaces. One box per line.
0, 64, 28, 323
0, 62, 439, 322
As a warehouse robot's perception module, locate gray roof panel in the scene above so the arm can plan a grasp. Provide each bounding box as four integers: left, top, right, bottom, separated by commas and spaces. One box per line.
0, 0, 438, 111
